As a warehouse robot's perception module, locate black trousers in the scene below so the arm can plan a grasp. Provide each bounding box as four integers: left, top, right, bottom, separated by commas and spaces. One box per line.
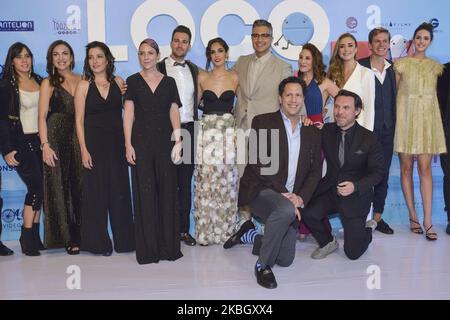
177, 122, 195, 234
302, 190, 373, 260
440, 134, 450, 222
372, 125, 394, 214
15, 134, 43, 211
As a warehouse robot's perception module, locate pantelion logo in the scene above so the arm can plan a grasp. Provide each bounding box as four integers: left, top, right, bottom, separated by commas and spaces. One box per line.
0, 21, 34, 31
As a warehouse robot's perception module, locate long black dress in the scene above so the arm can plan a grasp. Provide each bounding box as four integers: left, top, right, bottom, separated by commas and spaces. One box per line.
80, 80, 135, 254
125, 73, 183, 264
43, 86, 82, 248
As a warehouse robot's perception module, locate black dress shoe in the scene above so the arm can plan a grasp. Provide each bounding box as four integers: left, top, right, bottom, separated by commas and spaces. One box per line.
375, 219, 394, 234
254, 264, 277, 289
180, 233, 196, 246
223, 220, 255, 249
446, 222, 450, 235
0, 242, 14, 256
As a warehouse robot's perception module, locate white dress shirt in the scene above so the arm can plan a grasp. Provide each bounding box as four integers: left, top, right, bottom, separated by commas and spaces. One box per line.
371, 59, 391, 84
165, 56, 195, 123
280, 110, 301, 193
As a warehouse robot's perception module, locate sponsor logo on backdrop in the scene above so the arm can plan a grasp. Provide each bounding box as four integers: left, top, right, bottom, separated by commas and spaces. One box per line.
381, 20, 412, 33
52, 4, 81, 35
346, 16, 358, 34
1, 208, 23, 232
0, 20, 34, 32
0, 165, 17, 172
429, 18, 443, 33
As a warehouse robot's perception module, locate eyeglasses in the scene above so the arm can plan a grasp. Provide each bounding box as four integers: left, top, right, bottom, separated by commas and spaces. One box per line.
251, 33, 272, 39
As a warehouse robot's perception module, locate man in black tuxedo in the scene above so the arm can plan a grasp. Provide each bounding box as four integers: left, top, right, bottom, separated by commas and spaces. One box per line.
235, 77, 322, 289
437, 62, 450, 235
157, 25, 199, 246
359, 27, 396, 234
302, 90, 384, 260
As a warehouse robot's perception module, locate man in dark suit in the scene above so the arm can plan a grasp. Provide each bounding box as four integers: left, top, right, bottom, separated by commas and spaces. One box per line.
359, 27, 396, 234
437, 62, 450, 235
230, 77, 322, 289
157, 25, 199, 246
302, 90, 385, 260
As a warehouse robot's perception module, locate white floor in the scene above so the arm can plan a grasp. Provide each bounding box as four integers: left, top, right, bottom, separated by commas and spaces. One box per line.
1, 223, 449, 300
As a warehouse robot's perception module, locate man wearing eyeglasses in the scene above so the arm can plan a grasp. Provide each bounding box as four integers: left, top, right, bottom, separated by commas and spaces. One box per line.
358, 27, 396, 235
233, 19, 292, 219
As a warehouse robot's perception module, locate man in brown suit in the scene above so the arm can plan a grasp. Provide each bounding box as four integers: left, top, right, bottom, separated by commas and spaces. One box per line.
226, 77, 322, 289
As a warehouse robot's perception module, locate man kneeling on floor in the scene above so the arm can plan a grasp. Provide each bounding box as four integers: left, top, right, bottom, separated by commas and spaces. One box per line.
224, 76, 322, 289
302, 90, 384, 260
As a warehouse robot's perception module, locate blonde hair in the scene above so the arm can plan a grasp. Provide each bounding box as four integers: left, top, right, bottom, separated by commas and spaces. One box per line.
327, 33, 357, 88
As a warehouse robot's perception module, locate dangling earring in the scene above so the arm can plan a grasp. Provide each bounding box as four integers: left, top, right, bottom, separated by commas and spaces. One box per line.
29, 70, 32, 79
52, 66, 55, 75
10, 65, 16, 83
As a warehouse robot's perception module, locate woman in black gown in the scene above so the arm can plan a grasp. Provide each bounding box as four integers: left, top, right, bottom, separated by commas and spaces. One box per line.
38, 40, 83, 254
74, 41, 134, 256
124, 38, 183, 264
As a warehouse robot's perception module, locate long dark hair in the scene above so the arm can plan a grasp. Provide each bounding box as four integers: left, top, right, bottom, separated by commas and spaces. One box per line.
46, 40, 75, 88
298, 43, 326, 85
2, 42, 36, 83
205, 37, 229, 70
83, 41, 115, 82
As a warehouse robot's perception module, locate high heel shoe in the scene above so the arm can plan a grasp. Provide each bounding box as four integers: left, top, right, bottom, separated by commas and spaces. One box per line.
65, 245, 80, 255
20, 226, 40, 256
409, 218, 424, 234
424, 225, 437, 241
33, 223, 46, 250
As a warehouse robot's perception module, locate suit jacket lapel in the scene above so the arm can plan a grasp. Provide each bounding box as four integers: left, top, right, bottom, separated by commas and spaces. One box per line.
245, 55, 254, 96
347, 123, 364, 163
293, 126, 308, 191
275, 112, 289, 185
251, 54, 275, 96
329, 123, 340, 169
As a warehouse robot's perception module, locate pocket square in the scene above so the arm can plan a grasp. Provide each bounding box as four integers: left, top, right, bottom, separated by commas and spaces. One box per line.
354, 149, 365, 155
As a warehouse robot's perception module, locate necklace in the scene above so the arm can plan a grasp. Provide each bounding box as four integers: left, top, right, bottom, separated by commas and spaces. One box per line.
95, 79, 109, 89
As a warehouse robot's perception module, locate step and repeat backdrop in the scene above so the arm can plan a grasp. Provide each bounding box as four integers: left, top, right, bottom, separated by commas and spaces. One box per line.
1, 0, 449, 239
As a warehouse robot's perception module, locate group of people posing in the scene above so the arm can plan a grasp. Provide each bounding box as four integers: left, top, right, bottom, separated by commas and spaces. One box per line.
1, 19, 449, 290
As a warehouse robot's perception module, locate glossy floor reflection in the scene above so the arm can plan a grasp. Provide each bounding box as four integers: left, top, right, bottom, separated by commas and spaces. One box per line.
1, 223, 449, 300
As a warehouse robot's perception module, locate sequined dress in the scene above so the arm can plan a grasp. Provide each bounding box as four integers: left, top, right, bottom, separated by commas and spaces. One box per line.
194, 90, 238, 245
43, 86, 82, 248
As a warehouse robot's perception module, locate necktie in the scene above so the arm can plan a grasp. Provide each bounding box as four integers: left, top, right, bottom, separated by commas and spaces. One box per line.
173, 61, 186, 67
339, 131, 346, 168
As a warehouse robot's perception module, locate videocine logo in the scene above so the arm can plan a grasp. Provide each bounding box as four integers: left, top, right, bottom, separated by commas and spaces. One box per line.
0, 21, 34, 31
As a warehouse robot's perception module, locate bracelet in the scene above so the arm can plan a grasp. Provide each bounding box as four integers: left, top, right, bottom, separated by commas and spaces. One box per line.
40, 142, 50, 150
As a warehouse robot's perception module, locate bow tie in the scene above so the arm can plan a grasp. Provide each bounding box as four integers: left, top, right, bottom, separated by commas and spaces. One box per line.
173, 61, 186, 67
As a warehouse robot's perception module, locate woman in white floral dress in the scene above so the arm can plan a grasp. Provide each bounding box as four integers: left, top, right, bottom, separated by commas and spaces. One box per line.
195, 37, 239, 245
